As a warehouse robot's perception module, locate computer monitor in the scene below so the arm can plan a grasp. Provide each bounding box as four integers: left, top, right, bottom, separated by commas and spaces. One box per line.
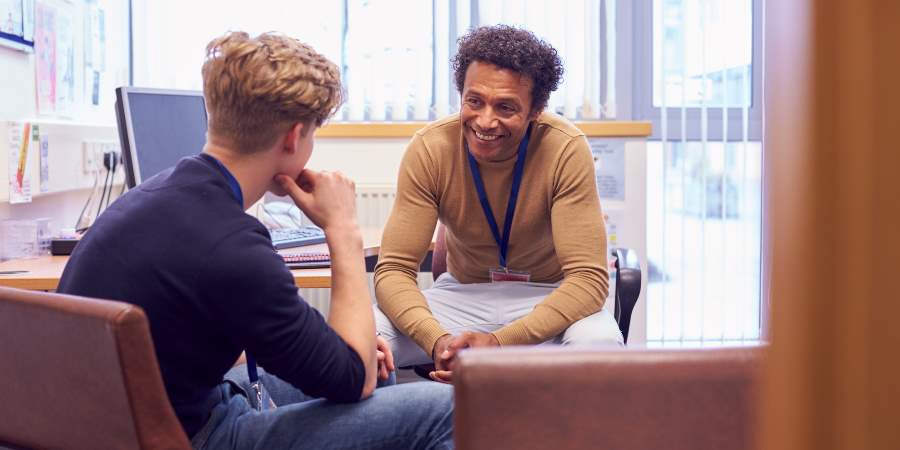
115, 87, 208, 188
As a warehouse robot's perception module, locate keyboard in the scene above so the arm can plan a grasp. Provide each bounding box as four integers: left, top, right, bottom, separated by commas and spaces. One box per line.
269, 226, 326, 250
282, 251, 331, 269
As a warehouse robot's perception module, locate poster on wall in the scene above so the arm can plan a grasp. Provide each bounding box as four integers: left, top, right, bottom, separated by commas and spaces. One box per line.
7, 121, 36, 204
33, 1, 55, 114
33, 0, 75, 116
54, 2, 75, 116
590, 139, 626, 201
0, 0, 34, 52
84, 1, 106, 106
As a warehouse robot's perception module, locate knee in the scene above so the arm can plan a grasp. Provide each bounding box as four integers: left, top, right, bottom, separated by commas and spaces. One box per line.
417, 383, 454, 430
399, 382, 454, 422
374, 304, 399, 338
561, 312, 624, 346
377, 383, 453, 431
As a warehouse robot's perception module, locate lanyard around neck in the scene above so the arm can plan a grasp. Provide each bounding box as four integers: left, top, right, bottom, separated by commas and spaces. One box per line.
465, 123, 532, 269
205, 153, 244, 207
205, 153, 261, 383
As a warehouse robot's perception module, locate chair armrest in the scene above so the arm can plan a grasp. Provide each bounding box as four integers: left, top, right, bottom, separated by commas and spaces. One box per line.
611, 247, 642, 342
454, 346, 763, 450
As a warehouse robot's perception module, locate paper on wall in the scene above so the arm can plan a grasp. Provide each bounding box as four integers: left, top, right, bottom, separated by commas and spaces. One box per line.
590, 139, 626, 201
39, 128, 49, 193
7, 121, 34, 203
33, 1, 56, 114
604, 209, 624, 248
54, 2, 75, 117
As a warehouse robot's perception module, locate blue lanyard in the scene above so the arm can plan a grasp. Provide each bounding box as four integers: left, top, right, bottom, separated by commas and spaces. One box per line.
465, 124, 532, 269
204, 153, 260, 383
204, 153, 244, 207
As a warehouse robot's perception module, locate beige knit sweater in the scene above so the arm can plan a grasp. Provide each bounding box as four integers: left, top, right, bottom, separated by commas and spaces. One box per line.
374, 111, 609, 356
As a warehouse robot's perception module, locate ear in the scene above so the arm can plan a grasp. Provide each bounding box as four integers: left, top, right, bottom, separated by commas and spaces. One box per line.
281, 122, 306, 155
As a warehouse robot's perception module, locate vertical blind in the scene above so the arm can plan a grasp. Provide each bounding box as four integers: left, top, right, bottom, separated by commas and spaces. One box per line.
646, 0, 761, 345
131, 0, 616, 122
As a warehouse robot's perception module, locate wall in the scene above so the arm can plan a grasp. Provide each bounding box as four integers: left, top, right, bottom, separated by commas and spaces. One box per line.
1, 0, 128, 234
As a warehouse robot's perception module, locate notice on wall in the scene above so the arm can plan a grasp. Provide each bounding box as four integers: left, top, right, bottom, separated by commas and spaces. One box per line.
590, 139, 626, 201
604, 209, 624, 248
54, 4, 75, 117
7, 122, 35, 203
33, 2, 56, 114
39, 129, 49, 193
33, 0, 75, 116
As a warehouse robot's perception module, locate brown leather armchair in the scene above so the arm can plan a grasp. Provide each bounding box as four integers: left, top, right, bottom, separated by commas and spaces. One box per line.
0, 286, 190, 450
454, 346, 763, 450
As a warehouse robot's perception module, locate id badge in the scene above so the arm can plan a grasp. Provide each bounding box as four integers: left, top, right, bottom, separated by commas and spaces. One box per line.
489, 267, 531, 282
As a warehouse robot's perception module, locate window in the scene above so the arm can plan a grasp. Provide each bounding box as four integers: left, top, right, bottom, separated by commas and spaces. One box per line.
130, 0, 343, 91
646, 141, 762, 344
130, 0, 615, 122
636, 0, 763, 345
634, 0, 761, 141
342, 0, 433, 120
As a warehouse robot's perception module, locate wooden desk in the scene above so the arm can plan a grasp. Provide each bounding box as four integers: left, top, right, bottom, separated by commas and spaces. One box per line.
0, 228, 386, 291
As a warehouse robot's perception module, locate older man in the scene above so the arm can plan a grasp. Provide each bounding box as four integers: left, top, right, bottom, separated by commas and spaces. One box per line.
375, 25, 622, 383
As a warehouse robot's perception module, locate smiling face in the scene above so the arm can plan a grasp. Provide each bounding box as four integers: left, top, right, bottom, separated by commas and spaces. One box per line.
460, 61, 538, 163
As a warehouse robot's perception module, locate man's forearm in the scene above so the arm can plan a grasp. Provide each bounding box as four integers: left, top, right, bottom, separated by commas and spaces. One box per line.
375, 270, 450, 355
493, 278, 605, 346
325, 224, 377, 397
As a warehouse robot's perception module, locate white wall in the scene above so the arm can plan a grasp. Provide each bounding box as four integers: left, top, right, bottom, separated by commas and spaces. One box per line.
306, 138, 409, 185
1, 0, 128, 235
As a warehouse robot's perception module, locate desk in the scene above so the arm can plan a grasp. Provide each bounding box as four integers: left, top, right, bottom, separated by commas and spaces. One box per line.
0, 228, 387, 291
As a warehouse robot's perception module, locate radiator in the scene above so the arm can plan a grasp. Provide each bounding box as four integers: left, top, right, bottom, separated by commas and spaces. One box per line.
300, 184, 434, 316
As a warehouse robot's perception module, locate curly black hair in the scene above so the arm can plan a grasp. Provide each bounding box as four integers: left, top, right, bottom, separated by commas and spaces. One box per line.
452, 25, 563, 112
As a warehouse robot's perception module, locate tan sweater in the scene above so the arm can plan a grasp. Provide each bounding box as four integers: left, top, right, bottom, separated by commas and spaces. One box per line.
374, 112, 609, 355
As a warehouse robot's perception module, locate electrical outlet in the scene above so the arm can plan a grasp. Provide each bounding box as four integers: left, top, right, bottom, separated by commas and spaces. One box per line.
82, 142, 98, 173
82, 140, 120, 173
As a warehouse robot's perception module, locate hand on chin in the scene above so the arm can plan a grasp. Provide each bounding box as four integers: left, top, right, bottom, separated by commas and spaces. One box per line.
268, 179, 290, 197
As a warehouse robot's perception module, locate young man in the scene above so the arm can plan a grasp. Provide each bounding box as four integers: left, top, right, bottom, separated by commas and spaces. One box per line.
58, 32, 453, 449
374, 25, 623, 383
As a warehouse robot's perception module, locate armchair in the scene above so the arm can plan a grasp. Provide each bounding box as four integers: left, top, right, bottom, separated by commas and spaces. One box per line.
454, 346, 764, 450
0, 286, 190, 450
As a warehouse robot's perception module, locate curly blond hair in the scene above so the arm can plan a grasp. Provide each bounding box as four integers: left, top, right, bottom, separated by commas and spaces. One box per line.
202, 31, 343, 153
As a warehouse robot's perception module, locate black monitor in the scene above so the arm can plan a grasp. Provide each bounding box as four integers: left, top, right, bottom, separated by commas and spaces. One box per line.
115, 87, 208, 188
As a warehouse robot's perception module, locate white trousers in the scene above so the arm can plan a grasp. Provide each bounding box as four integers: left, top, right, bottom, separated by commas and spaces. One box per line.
374, 273, 624, 367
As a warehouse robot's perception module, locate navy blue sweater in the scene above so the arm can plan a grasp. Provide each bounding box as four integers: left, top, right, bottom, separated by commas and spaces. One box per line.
58, 154, 364, 437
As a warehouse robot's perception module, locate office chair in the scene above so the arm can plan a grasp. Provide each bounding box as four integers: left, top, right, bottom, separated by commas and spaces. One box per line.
430, 223, 643, 343
0, 287, 191, 450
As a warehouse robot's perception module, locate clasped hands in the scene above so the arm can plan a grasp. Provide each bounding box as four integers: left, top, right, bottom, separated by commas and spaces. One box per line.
429, 332, 499, 384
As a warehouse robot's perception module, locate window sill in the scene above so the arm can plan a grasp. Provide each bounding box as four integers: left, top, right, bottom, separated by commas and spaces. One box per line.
316, 121, 652, 138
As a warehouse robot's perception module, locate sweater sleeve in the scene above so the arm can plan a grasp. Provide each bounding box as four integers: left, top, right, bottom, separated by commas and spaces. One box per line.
201, 227, 365, 402
374, 135, 449, 356
492, 136, 610, 345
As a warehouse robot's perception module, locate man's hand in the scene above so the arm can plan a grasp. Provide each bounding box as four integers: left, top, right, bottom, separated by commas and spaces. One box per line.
275, 170, 358, 233
429, 332, 500, 384
432, 334, 454, 370
279, 170, 375, 397
376, 335, 395, 381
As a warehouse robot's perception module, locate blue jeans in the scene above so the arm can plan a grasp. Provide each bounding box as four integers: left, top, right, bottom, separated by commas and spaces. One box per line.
190, 366, 454, 449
